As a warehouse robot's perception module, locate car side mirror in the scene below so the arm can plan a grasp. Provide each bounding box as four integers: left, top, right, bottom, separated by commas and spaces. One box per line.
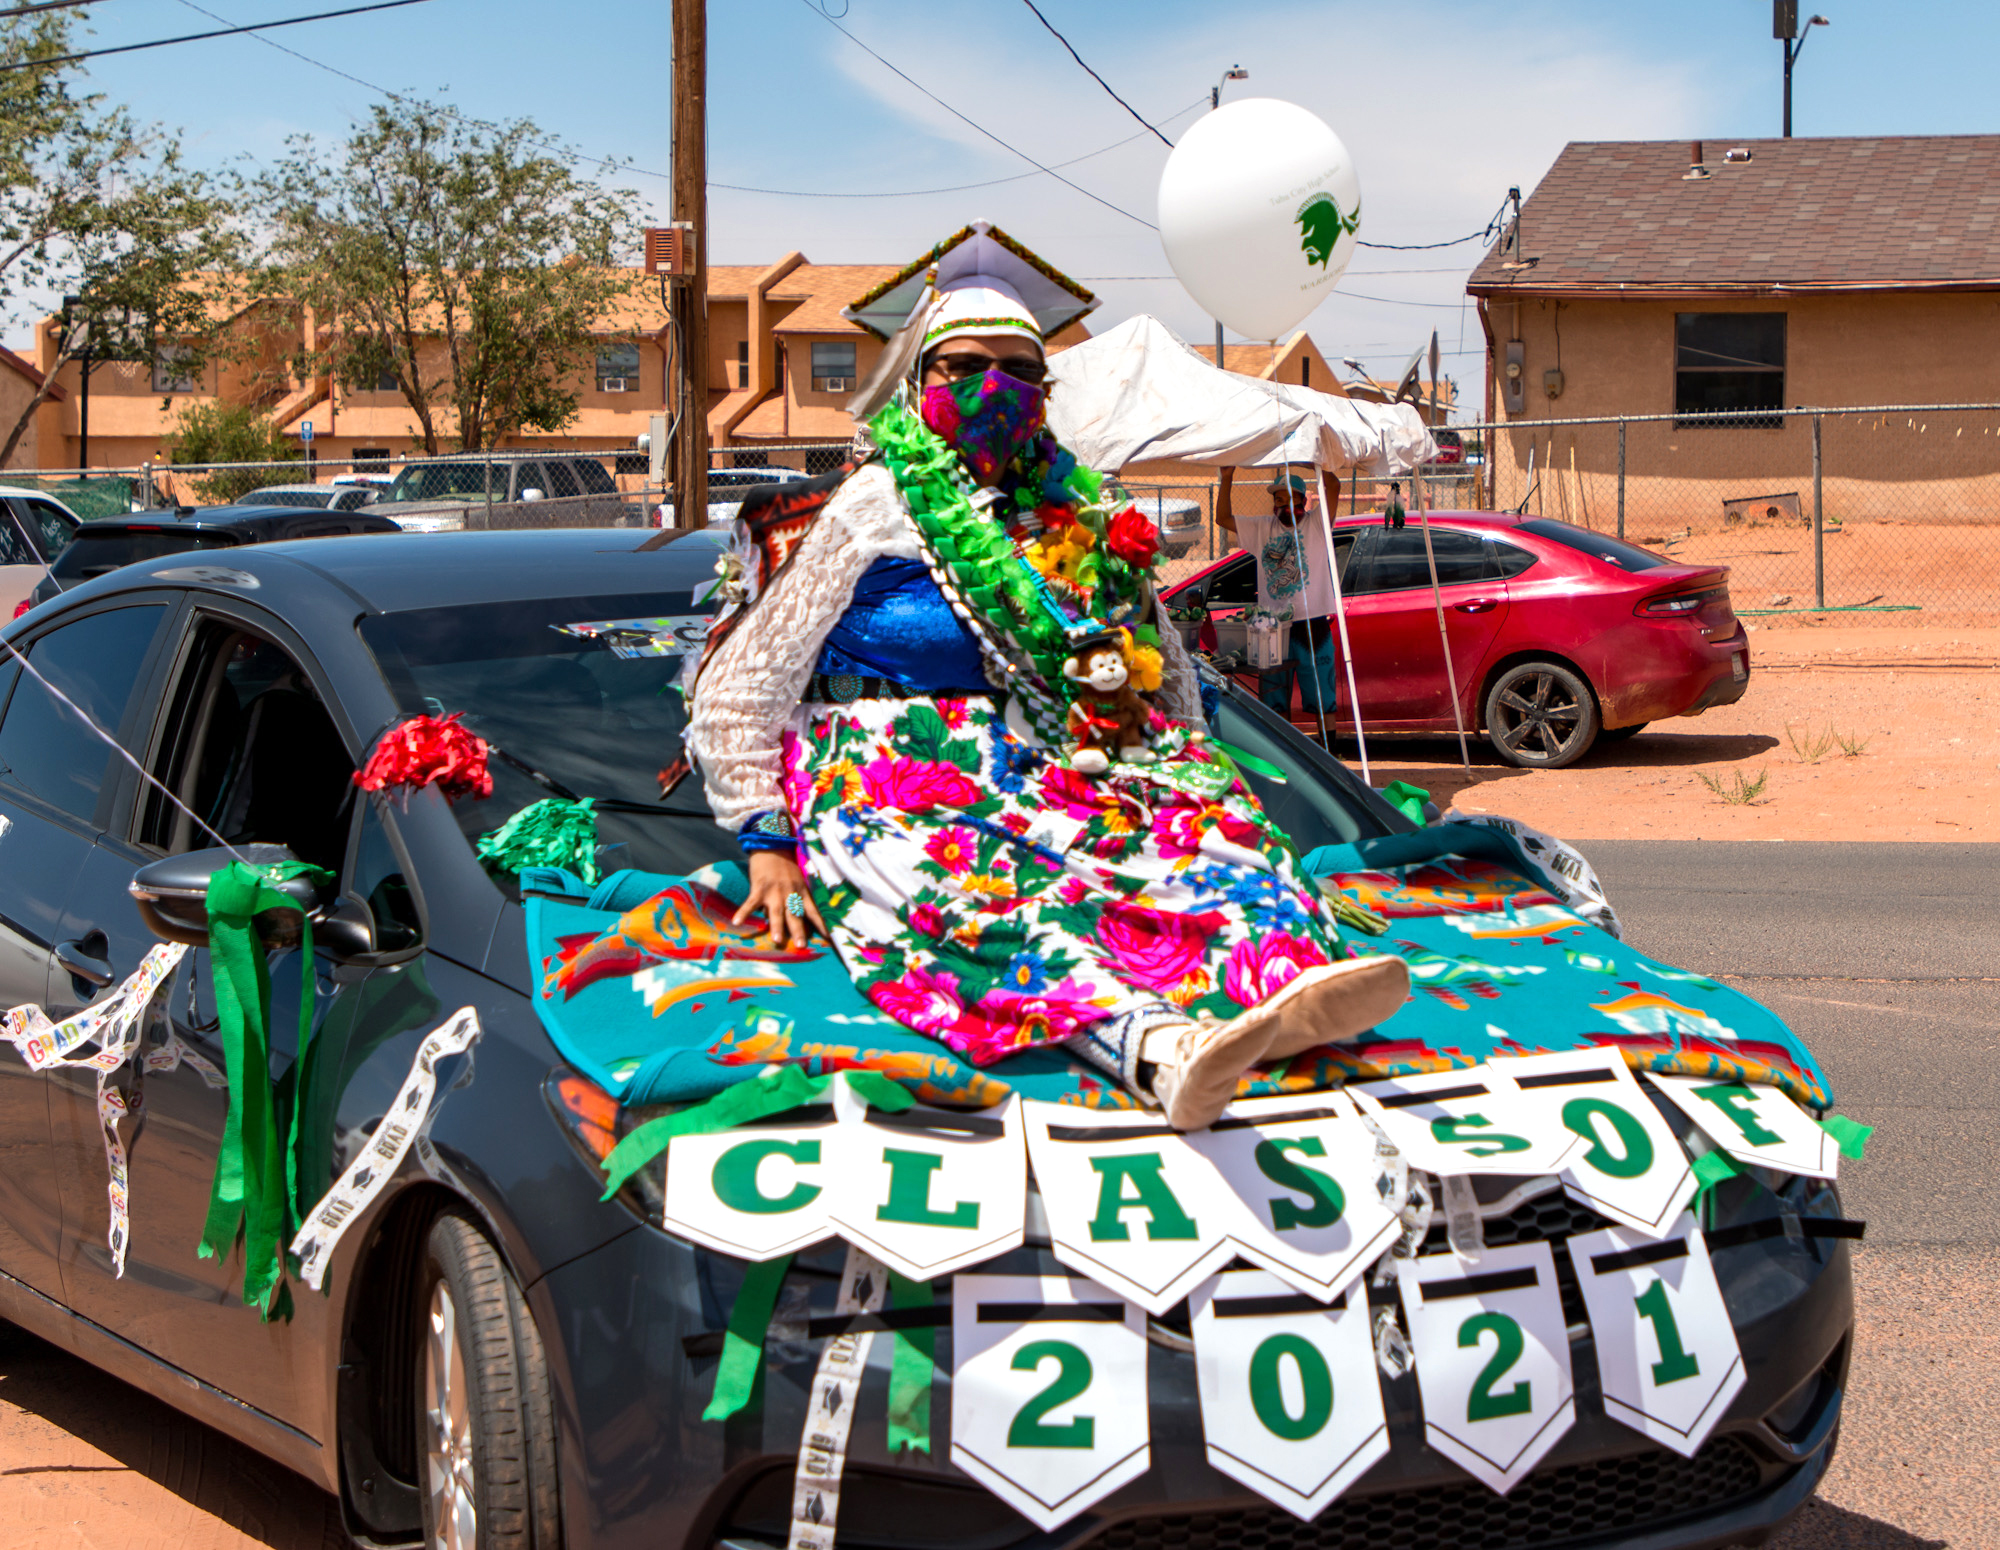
129, 843, 330, 950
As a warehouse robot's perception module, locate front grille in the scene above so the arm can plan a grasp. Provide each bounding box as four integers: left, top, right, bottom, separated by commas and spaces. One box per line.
1420, 1186, 1613, 1327
1081, 1436, 1765, 1550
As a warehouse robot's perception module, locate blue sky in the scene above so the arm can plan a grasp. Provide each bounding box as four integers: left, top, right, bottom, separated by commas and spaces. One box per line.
26, 0, 2000, 394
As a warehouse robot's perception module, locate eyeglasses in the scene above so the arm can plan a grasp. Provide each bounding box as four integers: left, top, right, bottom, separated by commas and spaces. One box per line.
927, 352, 1049, 386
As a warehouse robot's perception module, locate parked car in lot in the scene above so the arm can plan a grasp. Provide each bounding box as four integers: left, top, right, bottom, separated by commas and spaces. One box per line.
653, 465, 820, 527
0, 525, 1847, 1550
1427, 428, 1465, 466
1163, 512, 1750, 768
378, 453, 640, 531
0, 485, 81, 618
23, 503, 402, 612
1124, 492, 1205, 559
239, 481, 384, 512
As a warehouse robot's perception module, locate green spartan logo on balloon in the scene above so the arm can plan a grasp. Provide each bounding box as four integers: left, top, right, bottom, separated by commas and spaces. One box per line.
1295, 192, 1361, 270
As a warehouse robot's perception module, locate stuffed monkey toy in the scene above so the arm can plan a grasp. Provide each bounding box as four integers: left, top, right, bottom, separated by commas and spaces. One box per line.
1062, 636, 1156, 775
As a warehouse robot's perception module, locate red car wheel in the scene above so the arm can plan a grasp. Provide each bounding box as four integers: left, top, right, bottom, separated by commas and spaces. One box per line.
1484, 660, 1601, 769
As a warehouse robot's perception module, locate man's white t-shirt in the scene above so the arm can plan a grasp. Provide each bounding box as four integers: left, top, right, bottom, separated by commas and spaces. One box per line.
1235, 511, 1340, 620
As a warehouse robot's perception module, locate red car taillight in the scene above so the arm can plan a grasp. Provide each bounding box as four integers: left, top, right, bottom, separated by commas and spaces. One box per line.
11, 598, 30, 620
544, 1067, 680, 1221
1637, 585, 1727, 618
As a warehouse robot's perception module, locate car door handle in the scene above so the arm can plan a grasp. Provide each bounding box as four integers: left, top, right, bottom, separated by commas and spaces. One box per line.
1454, 598, 1499, 614
53, 938, 114, 987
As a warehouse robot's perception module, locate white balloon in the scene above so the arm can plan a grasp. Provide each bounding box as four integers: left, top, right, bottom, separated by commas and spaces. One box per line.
1158, 99, 1362, 343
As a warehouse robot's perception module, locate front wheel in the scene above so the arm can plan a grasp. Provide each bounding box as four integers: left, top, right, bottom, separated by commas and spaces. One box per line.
420, 1212, 561, 1550
1483, 661, 1600, 769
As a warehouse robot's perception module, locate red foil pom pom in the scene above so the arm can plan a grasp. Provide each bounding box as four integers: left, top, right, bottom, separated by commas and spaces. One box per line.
354, 713, 494, 803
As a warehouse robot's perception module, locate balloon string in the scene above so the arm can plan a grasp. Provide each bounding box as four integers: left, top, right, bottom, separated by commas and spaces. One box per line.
0, 635, 251, 864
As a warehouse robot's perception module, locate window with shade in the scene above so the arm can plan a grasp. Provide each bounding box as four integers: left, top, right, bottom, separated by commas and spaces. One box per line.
596, 342, 641, 392
810, 341, 856, 393
1674, 313, 1785, 428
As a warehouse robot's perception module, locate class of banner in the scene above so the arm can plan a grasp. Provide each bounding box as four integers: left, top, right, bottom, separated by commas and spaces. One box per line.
658, 1053, 1868, 1525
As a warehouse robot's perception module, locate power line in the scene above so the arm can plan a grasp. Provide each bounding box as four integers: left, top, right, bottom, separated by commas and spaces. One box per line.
712, 99, 1202, 199
0, 0, 439, 72
1357, 231, 1492, 251
1017, 0, 1171, 148
1, 0, 126, 17
797, 0, 1156, 230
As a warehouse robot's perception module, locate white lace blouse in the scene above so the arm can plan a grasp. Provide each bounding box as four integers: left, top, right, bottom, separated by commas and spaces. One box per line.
685, 462, 1205, 831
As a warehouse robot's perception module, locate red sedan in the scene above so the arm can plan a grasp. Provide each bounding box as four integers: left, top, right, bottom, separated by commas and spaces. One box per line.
1162, 512, 1750, 768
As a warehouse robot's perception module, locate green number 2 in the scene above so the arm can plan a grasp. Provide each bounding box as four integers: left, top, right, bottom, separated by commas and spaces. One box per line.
1007, 1340, 1095, 1449
1460, 1313, 1534, 1421
1633, 1279, 1702, 1386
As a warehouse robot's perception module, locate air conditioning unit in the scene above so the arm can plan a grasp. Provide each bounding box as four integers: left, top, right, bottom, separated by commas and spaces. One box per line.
813, 376, 854, 393
601, 377, 632, 392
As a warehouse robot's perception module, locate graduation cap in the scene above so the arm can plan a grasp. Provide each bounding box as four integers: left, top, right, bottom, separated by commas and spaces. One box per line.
842, 222, 1099, 420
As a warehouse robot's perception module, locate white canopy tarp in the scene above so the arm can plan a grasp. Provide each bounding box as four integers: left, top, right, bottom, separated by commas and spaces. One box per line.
1045, 315, 1435, 478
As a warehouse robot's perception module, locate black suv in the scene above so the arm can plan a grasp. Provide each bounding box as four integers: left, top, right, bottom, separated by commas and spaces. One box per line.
26, 503, 402, 611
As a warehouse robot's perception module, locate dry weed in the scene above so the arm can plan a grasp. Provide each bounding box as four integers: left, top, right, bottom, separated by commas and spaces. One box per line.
1697, 768, 1771, 805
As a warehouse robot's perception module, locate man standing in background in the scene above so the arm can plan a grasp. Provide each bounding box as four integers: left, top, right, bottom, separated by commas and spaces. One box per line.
1215, 468, 1348, 718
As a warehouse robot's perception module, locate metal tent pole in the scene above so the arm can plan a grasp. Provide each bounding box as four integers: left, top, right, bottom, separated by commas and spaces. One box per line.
1311, 465, 1369, 783
1415, 461, 1472, 770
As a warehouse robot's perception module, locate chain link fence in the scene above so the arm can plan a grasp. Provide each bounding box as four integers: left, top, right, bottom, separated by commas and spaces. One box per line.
1472, 403, 2000, 629
21, 406, 2000, 628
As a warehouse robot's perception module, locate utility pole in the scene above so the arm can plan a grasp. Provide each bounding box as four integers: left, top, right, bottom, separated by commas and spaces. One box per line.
671, 0, 709, 529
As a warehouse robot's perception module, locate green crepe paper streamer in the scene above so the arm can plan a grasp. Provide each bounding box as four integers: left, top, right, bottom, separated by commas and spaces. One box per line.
1208, 738, 1288, 783
200, 858, 330, 1317
1820, 1114, 1873, 1161
477, 797, 600, 887
1689, 1148, 1738, 1214
602, 1064, 822, 1199
886, 1271, 934, 1455
1381, 781, 1431, 826
599, 1066, 916, 1201
703, 1253, 793, 1422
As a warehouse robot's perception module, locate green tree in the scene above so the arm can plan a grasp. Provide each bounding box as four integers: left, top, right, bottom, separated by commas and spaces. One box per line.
0, 8, 244, 467
166, 402, 300, 504
254, 104, 642, 454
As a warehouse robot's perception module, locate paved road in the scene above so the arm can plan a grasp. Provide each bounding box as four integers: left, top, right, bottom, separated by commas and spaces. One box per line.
1590, 841, 1999, 1550
0, 842, 1988, 1546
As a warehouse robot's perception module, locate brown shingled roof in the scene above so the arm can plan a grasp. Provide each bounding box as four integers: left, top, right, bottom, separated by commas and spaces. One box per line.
771, 265, 901, 335
1468, 135, 2000, 296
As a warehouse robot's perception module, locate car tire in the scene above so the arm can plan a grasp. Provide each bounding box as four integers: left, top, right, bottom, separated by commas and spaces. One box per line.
418, 1212, 561, 1550
1599, 722, 1648, 742
1483, 661, 1601, 769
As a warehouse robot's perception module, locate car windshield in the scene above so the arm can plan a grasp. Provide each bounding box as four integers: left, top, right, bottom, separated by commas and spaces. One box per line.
360, 591, 737, 883
383, 463, 503, 502
360, 592, 1401, 889
50, 527, 238, 582
1517, 518, 1671, 572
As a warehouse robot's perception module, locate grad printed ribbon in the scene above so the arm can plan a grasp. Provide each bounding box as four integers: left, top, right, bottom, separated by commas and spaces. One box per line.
199, 858, 328, 1316
290, 1007, 483, 1291
3, 942, 189, 1278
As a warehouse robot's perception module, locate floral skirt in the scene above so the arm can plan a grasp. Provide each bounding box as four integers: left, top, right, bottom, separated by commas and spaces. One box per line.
778, 692, 1344, 1078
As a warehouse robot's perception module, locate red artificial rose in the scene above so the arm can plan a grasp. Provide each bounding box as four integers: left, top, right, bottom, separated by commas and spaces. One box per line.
1106, 505, 1160, 568
354, 712, 493, 803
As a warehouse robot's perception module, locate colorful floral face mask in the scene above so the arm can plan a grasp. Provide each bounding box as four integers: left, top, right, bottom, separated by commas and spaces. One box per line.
919, 367, 1047, 485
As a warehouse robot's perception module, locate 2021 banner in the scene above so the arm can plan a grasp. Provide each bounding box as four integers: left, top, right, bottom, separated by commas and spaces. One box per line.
1643, 1073, 1841, 1178
950, 1275, 1150, 1530
1567, 1216, 1745, 1458
1189, 1269, 1388, 1519
1397, 1242, 1576, 1495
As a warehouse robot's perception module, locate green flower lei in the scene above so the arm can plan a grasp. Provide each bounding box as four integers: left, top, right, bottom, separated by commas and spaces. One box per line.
867, 399, 1162, 742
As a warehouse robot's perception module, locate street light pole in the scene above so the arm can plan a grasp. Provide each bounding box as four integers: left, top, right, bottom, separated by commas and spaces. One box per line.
1775, 3, 1830, 138
1209, 65, 1246, 368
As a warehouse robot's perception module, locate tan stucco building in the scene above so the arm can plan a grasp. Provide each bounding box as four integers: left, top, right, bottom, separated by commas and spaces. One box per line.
1468, 136, 2000, 528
